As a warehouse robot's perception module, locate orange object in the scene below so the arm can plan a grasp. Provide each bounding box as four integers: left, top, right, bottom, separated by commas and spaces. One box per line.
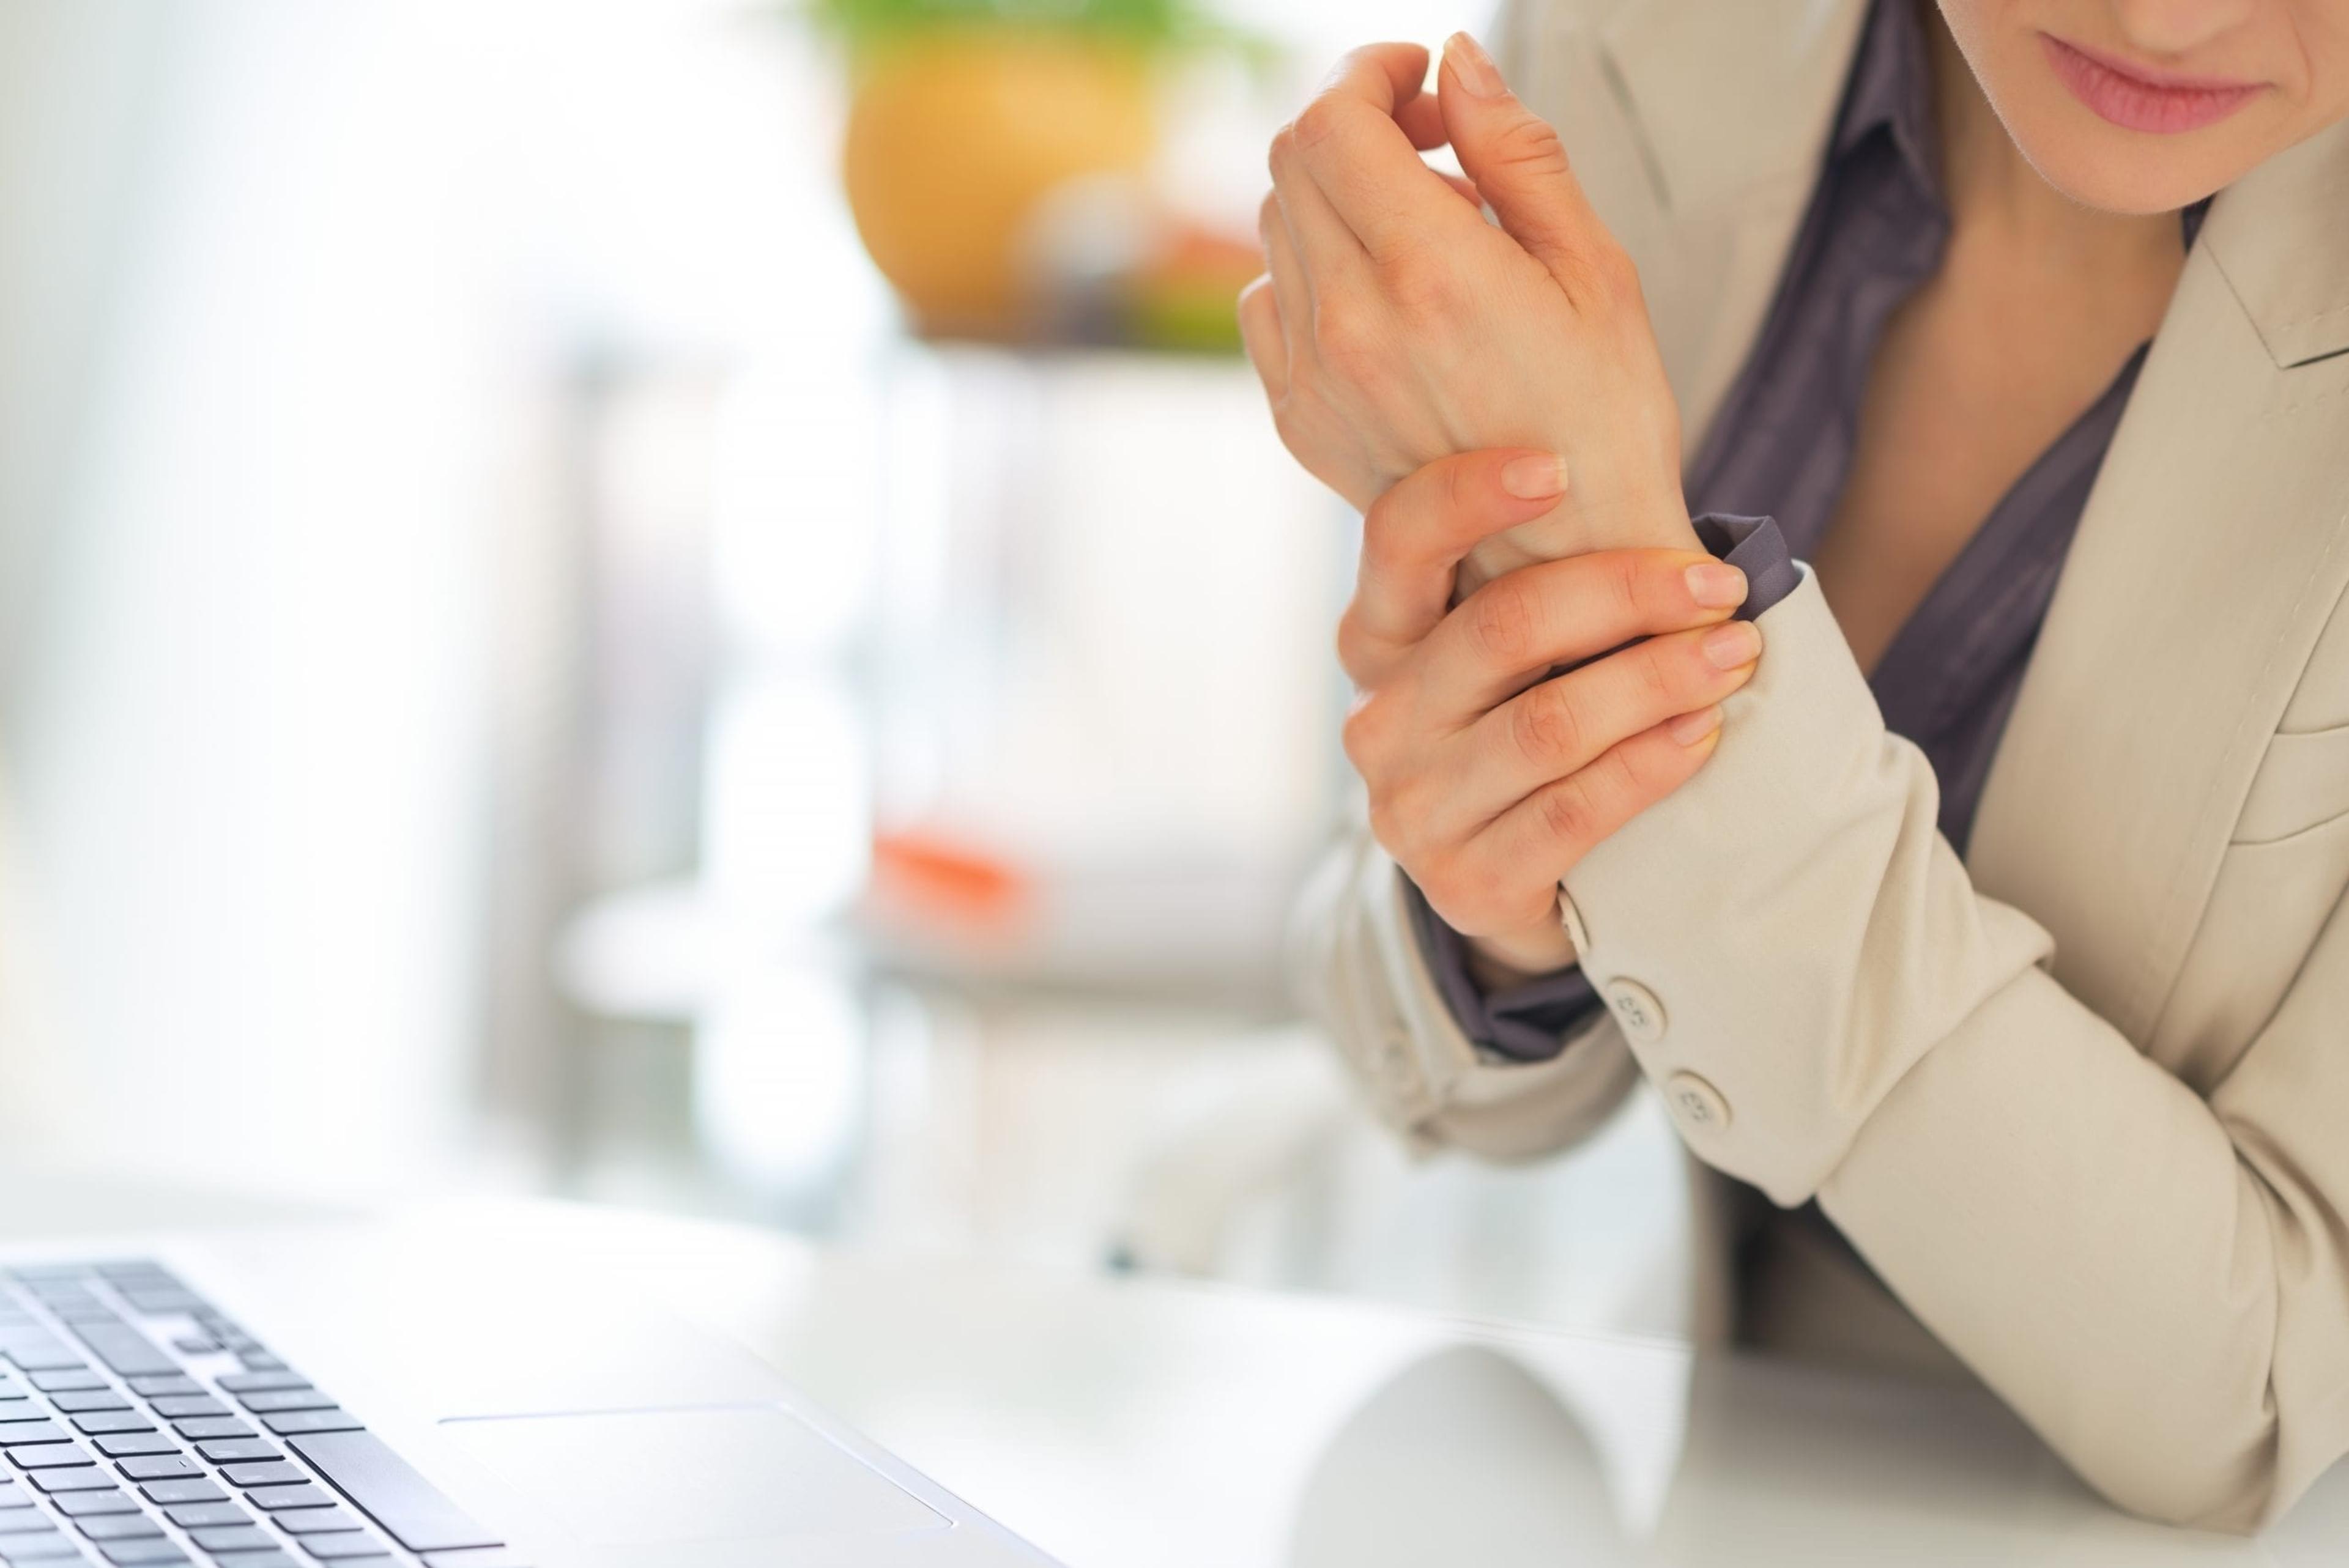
869, 828, 1034, 933
841, 32, 1156, 336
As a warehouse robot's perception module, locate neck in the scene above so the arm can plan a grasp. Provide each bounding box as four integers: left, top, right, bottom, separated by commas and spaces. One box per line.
1920, 0, 2180, 278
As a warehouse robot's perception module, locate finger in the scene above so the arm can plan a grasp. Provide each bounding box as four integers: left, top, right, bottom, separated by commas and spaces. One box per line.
1237, 275, 1287, 399
1339, 449, 1570, 684
1457, 709, 1725, 892
1396, 90, 1449, 152
1430, 620, 1759, 828
1291, 43, 1488, 265
1436, 32, 1617, 293
1419, 549, 1751, 717
1268, 120, 1374, 295
1438, 170, 1483, 206
1256, 190, 1314, 378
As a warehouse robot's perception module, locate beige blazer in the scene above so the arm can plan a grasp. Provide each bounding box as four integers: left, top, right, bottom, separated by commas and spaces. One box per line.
1295, 0, 2349, 1533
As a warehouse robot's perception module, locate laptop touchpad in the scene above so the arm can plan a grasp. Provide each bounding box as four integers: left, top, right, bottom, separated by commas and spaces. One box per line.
440, 1406, 949, 1546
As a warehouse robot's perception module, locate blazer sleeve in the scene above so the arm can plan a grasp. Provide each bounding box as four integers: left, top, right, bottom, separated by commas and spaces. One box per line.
1290, 802, 1641, 1163
1564, 565, 2349, 1531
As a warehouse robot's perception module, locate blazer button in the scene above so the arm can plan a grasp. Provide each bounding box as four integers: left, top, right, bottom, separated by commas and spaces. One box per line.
1664, 1071, 1731, 1133
1603, 978, 1667, 1043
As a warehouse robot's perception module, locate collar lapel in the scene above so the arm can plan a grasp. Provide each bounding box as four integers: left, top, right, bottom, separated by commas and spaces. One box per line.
1968, 119, 2349, 1042
2203, 119, 2349, 368
1596, 0, 1873, 216
1585, 0, 1872, 445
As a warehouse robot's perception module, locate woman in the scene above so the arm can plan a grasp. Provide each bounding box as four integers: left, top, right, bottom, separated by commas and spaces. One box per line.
1238, 0, 2349, 1532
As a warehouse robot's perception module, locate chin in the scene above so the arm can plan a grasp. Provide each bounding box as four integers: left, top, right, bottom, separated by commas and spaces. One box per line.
1972, 55, 2288, 214
1994, 103, 2267, 213
1939, 5, 2336, 220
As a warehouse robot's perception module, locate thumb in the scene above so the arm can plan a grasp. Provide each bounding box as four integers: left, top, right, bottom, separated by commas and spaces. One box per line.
1437, 31, 1611, 289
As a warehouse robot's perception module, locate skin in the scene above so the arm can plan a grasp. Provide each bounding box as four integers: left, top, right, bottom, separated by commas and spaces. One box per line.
1335, 451, 1759, 977
1242, 2, 2349, 976
1941, 0, 2349, 214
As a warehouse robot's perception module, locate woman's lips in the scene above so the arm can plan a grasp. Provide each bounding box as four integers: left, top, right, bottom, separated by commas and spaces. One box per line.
2041, 34, 2264, 133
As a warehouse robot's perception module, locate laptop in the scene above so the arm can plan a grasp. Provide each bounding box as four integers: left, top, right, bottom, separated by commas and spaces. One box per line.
0, 1238, 1063, 1568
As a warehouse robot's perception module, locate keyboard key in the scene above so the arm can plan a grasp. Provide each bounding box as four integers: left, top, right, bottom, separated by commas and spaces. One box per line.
46, 1306, 114, 1327
195, 1443, 275, 1466
89, 1438, 176, 1460
48, 1491, 136, 1517
10, 1444, 92, 1469
27, 1376, 103, 1396
188, 1526, 276, 1555
114, 1292, 202, 1318
215, 1377, 306, 1397
0, 1427, 64, 1449
291, 1537, 387, 1562
0, 1523, 64, 1552
167, 1341, 215, 1360
17, 1278, 92, 1296
0, 1529, 81, 1561
238, 1357, 288, 1375
59, 1328, 173, 1382
94, 1542, 188, 1565
143, 1402, 221, 1424
113, 1459, 199, 1483
240, 1487, 328, 1513
205, 1556, 295, 1568
266, 1511, 355, 1537
67, 1418, 150, 1438
219, 1464, 304, 1489
138, 1482, 223, 1507
0, 1484, 26, 1511
229, 1395, 327, 1418
0, 1334, 82, 1374
46, 1396, 128, 1417
160, 1503, 245, 1529
0, 1513, 48, 1534
72, 1515, 160, 1540
281, 1434, 497, 1555
28, 1468, 114, 1493
121, 1381, 197, 1402
169, 1422, 250, 1444
255, 1416, 357, 1440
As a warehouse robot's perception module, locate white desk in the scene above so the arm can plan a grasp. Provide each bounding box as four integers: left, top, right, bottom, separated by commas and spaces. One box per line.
24, 1199, 2349, 1566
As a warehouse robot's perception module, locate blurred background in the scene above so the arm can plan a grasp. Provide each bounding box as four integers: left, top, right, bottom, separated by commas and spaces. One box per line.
0, 0, 1688, 1337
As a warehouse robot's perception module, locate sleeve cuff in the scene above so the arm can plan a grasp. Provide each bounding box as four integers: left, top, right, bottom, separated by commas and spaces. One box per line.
1692, 514, 1799, 622
1401, 876, 1603, 1062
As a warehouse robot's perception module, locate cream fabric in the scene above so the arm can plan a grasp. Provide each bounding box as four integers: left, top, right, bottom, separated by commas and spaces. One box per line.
1297, 0, 2349, 1531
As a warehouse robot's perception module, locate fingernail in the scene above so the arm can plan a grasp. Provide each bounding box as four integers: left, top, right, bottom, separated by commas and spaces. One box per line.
1669, 706, 1724, 746
1685, 561, 1747, 609
1702, 620, 1762, 669
1499, 453, 1568, 500
1444, 32, 1504, 98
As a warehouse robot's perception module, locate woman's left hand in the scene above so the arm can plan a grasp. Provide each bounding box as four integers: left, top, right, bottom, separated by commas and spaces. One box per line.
1240, 34, 1696, 591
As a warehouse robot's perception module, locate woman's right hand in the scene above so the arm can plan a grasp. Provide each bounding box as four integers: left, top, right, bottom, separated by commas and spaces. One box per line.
1343, 448, 1761, 976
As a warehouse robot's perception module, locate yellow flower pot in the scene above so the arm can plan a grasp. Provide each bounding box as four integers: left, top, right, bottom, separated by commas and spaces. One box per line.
841, 31, 1156, 337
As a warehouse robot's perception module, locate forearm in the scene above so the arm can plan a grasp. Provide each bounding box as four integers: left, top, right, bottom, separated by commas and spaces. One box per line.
1562, 569, 2349, 1528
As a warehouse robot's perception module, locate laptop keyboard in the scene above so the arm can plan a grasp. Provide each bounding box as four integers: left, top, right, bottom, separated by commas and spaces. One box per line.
0, 1262, 524, 1568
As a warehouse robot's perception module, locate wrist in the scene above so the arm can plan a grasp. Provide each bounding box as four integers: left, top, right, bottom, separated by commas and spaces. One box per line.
1465, 922, 1577, 986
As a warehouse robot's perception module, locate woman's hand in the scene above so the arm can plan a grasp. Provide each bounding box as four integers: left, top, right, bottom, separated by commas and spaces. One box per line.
1346, 448, 1758, 975
1239, 34, 1693, 594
